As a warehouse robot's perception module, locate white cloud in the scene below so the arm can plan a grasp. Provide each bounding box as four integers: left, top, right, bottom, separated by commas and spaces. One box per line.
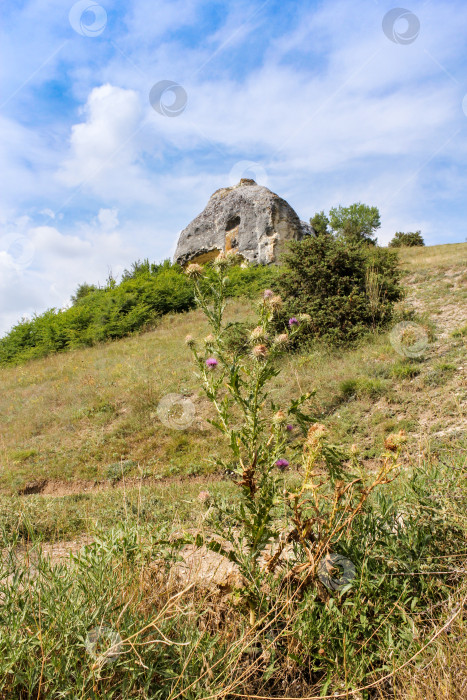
97, 208, 119, 230
58, 84, 143, 189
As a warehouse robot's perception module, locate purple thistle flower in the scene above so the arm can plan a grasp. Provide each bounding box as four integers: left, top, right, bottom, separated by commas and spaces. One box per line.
286, 424, 294, 432
205, 357, 218, 368
263, 289, 274, 299
288, 317, 299, 327
275, 458, 289, 469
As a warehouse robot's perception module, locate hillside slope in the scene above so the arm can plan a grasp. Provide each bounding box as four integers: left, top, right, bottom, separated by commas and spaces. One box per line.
1, 243, 465, 496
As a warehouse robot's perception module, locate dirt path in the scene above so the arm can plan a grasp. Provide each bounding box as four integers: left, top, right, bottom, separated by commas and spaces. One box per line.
14, 472, 220, 498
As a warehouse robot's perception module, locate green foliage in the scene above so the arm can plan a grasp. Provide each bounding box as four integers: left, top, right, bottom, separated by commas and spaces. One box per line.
200, 261, 280, 299
0, 453, 465, 696
0, 523, 231, 698
0, 259, 277, 366
329, 202, 381, 245
451, 324, 467, 338
70, 282, 98, 304
277, 235, 402, 344
391, 361, 421, 380
389, 230, 425, 247
310, 210, 331, 237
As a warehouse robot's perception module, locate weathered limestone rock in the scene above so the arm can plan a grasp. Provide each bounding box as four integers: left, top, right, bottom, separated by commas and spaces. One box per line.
174, 179, 313, 266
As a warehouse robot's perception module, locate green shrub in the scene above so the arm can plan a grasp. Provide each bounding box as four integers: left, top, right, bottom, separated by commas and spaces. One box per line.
391, 361, 421, 379
309, 210, 331, 237
0, 259, 279, 366
389, 230, 425, 247
276, 235, 402, 344
339, 377, 388, 398
451, 324, 467, 338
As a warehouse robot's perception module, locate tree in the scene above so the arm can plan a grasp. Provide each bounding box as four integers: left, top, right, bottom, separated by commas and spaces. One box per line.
329, 203, 381, 245
389, 231, 424, 247
310, 210, 331, 237
71, 283, 98, 305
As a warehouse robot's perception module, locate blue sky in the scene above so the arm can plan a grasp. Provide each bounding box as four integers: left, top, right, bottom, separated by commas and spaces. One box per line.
1, 0, 466, 336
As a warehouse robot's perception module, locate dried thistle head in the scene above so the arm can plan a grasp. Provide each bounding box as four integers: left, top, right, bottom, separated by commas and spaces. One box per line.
250, 325, 267, 341
185, 263, 204, 278
384, 429, 407, 452
306, 423, 327, 447
273, 333, 289, 347
204, 334, 216, 345
185, 334, 196, 348
268, 294, 283, 311
213, 251, 228, 269
252, 344, 268, 359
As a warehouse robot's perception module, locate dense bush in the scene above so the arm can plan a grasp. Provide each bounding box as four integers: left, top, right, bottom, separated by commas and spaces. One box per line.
389, 230, 425, 247
0, 260, 280, 366
277, 234, 402, 344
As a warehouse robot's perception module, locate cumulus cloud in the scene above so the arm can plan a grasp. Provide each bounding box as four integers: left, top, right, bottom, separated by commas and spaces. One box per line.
58, 84, 143, 188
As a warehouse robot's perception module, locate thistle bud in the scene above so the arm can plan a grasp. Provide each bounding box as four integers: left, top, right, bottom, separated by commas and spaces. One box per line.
384, 430, 407, 452
252, 344, 268, 359
272, 410, 287, 426
273, 333, 289, 347
213, 251, 228, 269
185, 263, 203, 278
250, 326, 267, 341
297, 313, 311, 325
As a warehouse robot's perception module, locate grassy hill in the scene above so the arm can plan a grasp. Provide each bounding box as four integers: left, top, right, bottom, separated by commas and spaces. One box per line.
0, 243, 466, 699
1, 243, 465, 497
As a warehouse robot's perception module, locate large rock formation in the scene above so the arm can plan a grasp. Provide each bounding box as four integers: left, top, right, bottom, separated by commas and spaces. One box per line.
174, 179, 313, 266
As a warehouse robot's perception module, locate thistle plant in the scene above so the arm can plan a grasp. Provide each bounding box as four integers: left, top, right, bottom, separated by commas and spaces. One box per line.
268, 425, 406, 595
185, 255, 405, 616
185, 256, 314, 589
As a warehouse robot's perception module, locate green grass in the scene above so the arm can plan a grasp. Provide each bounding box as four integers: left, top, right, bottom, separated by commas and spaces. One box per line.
0, 451, 465, 698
